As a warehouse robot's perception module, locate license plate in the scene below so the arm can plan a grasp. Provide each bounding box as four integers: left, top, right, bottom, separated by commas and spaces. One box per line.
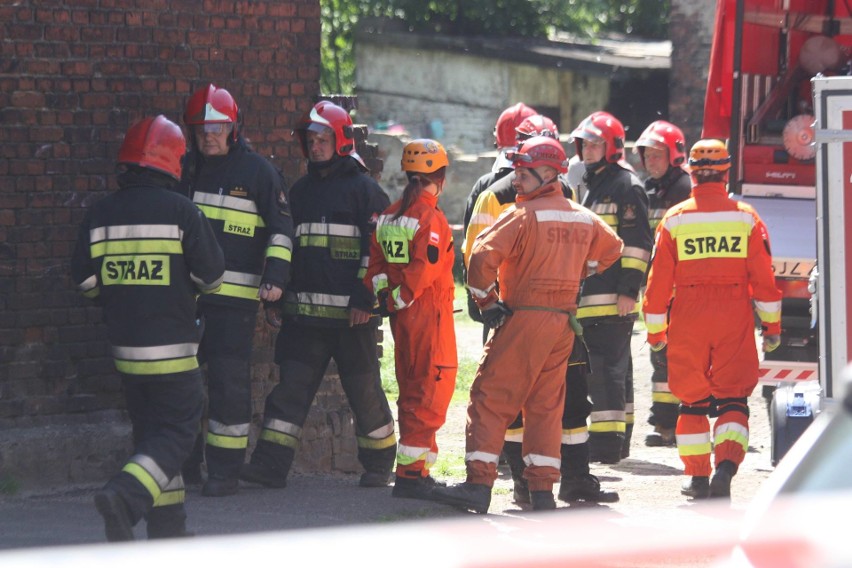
771, 258, 815, 278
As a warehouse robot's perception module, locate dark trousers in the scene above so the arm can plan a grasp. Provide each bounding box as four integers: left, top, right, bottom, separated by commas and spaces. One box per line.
108, 372, 203, 535
582, 318, 634, 460
251, 321, 395, 476
198, 305, 257, 480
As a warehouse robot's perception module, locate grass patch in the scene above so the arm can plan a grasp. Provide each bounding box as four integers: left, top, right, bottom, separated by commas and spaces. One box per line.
430, 451, 467, 479
0, 474, 20, 495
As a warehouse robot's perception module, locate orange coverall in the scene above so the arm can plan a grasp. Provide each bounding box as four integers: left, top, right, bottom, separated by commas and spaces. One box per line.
467, 184, 623, 491
642, 181, 782, 477
365, 191, 457, 480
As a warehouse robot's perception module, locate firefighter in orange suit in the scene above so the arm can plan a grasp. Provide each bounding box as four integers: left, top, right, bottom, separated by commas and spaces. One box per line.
642, 139, 781, 500
432, 136, 623, 513
365, 139, 457, 501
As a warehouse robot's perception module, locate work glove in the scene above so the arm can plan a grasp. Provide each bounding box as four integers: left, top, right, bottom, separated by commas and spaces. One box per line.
480, 300, 512, 330
763, 334, 781, 353
374, 289, 393, 318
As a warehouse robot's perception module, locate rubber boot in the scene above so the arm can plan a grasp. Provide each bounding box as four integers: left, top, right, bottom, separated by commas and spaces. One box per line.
710, 460, 736, 499
202, 476, 238, 497
645, 425, 676, 447
358, 444, 395, 488
146, 505, 193, 539
392, 475, 446, 500
530, 490, 556, 511
681, 476, 711, 499
559, 442, 619, 503
621, 423, 633, 459
240, 446, 292, 489
94, 488, 135, 542
431, 482, 491, 514
588, 432, 624, 465
503, 441, 529, 504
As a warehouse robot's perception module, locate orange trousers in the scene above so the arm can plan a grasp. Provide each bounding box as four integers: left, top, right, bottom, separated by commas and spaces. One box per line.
667, 285, 757, 476
466, 311, 572, 492
390, 288, 457, 479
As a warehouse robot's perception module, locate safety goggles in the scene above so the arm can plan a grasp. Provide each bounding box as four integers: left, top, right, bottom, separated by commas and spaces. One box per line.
194, 123, 232, 135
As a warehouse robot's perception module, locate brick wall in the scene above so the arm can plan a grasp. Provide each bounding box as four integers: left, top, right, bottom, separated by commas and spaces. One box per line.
0, 1, 321, 487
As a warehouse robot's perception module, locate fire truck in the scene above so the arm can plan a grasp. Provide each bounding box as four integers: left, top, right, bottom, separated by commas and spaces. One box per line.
702, 0, 852, 463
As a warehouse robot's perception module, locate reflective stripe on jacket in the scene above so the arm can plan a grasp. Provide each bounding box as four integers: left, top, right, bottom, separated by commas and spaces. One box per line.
642, 182, 782, 341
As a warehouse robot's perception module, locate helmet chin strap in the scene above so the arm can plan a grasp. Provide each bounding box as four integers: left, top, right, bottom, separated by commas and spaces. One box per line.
519, 168, 557, 196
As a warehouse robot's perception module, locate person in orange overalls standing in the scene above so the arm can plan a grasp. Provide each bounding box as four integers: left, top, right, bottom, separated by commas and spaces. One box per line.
365, 139, 457, 501
432, 136, 623, 513
643, 139, 781, 500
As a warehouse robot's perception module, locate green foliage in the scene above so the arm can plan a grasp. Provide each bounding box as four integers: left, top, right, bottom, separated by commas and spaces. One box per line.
0, 474, 19, 495
320, 0, 670, 94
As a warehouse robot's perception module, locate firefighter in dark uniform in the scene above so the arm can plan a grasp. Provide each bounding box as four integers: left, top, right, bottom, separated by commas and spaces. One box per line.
177, 84, 294, 497
72, 115, 225, 541
571, 111, 654, 464
634, 120, 692, 448
240, 101, 397, 489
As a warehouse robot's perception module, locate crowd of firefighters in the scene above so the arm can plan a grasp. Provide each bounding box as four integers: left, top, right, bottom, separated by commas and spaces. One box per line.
70, 85, 782, 540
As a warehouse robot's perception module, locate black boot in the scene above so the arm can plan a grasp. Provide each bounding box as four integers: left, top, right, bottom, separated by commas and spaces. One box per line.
681, 476, 711, 499
239, 461, 288, 489
530, 490, 556, 511
558, 473, 620, 503
710, 460, 736, 499
202, 476, 239, 497
358, 444, 395, 488
644, 425, 676, 447
588, 432, 624, 465
621, 423, 633, 459
431, 482, 491, 514
392, 475, 446, 500
502, 440, 529, 504
94, 488, 135, 542
146, 505, 193, 539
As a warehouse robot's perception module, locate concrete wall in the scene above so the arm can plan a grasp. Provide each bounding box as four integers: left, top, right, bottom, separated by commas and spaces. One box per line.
355, 41, 610, 154
669, 0, 717, 146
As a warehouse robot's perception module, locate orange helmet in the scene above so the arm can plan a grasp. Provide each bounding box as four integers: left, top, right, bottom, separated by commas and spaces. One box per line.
494, 102, 537, 148
401, 139, 449, 174
635, 120, 686, 168
688, 139, 731, 172
183, 84, 239, 141
570, 111, 625, 163
508, 136, 568, 173
294, 101, 355, 158
118, 115, 186, 181
516, 114, 559, 140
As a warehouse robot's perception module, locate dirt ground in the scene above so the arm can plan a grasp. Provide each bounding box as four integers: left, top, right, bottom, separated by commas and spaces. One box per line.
436, 319, 776, 517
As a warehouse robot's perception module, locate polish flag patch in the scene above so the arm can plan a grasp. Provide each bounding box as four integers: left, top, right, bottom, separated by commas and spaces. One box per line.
429, 231, 440, 245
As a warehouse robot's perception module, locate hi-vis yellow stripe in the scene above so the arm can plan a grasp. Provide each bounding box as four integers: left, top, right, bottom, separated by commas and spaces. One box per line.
666, 212, 752, 261
197, 204, 265, 229
114, 356, 198, 375
91, 240, 182, 258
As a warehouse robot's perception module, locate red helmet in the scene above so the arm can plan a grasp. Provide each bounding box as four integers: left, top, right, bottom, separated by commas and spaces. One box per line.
294, 101, 355, 158
494, 102, 537, 148
183, 84, 239, 141
508, 136, 568, 173
570, 111, 625, 163
516, 114, 559, 140
118, 115, 186, 181
635, 120, 687, 167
